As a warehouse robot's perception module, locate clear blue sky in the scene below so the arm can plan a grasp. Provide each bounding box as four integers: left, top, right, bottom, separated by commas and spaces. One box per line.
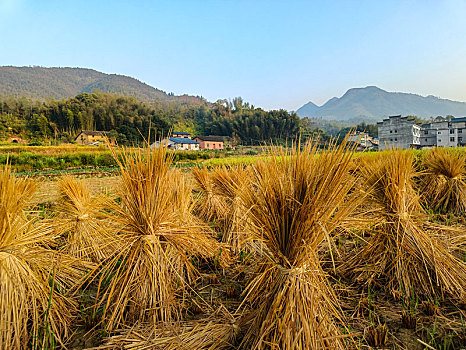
1, 0, 465, 110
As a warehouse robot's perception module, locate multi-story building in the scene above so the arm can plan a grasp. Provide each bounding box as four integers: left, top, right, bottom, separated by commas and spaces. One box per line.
420, 117, 466, 148
420, 123, 437, 147
377, 115, 421, 150
452, 117, 466, 146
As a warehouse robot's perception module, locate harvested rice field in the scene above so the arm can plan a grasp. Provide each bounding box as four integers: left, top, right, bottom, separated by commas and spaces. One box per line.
1, 142, 465, 349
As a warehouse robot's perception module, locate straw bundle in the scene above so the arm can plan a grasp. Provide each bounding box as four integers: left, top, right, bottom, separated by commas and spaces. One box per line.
421, 147, 466, 215
56, 176, 115, 262
0, 165, 85, 348
94, 143, 229, 332
236, 140, 361, 350
211, 165, 251, 254
192, 167, 228, 224
340, 151, 466, 302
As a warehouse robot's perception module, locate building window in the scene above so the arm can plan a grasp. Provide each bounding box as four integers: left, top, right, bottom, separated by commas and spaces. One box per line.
390, 130, 392, 133
450, 129, 454, 134
394, 130, 397, 133
438, 131, 441, 134
424, 130, 429, 135
458, 137, 463, 142
450, 137, 455, 142
395, 138, 397, 141
459, 129, 463, 134
425, 138, 427, 142
390, 139, 393, 141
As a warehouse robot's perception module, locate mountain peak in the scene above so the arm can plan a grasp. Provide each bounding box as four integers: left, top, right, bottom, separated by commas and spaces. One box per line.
296, 87, 466, 122
343, 86, 385, 96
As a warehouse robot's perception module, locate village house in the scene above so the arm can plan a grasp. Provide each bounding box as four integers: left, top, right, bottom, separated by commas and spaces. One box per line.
453, 117, 466, 146
377, 115, 421, 150
172, 131, 192, 139
348, 131, 370, 147
419, 117, 466, 148
193, 136, 234, 150
152, 137, 199, 150
378, 115, 466, 150
75, 130, 115, 145
346, 131, 378, 151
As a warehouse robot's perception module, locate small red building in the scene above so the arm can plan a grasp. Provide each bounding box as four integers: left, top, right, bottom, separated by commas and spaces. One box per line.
193, 136, 234, 150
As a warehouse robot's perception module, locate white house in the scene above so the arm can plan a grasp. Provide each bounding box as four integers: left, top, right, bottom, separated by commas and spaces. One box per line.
420, 117, 466, 148
152, 137, 200, 150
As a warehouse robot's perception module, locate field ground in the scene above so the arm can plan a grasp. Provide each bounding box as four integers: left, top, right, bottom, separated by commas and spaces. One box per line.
27, 169, 466, 349
3, 145, 466, 349
32, 175, 120, 204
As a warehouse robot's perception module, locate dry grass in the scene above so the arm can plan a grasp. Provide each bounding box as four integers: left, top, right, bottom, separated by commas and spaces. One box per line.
55, 176, 116, 262
421, 147, 466, 215
339, 150, 466, 302
0, 165, 86, 349
92, 142, 230, 332
211, 165, 251, 254
236, 139, 362, 350
2, 144, 465, 349
192, 165, 251, 254
93, 307, 238, 350
192, 167, 228, 224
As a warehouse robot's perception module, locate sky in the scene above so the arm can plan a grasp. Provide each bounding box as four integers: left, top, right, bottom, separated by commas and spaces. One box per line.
0, 0, 466, 110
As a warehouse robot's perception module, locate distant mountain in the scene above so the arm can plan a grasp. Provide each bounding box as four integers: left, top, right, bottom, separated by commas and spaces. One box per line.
296, 86, 466, 123
0, 66, 205, 104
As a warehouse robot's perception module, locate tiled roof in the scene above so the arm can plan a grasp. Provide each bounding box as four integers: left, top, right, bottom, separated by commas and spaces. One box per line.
173, 131, 191, 135
169, 137, 199, 144
79, 130, 107, 136
194, 135, 232, 142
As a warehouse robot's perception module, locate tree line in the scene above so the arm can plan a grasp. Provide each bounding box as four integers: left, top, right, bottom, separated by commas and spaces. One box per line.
0, 92, 335, 146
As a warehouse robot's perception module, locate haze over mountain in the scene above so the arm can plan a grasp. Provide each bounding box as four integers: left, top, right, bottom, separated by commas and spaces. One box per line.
0, 66, 205, 105
296, 86, 466, 123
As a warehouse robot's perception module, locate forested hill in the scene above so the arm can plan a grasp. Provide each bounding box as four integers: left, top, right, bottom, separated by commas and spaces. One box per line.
0, 66, 206, 105
0, 93, 310, 146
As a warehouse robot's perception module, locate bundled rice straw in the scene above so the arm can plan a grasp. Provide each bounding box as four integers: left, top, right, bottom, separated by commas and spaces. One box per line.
192, 167, 228, 224
236, 139, 362, 350
211, 165, 250, 254
421, 147, 466, 215
192, 165, 251, 254
93, 142, 230, 332
0, 165, 86, 349
56, 176, 115, 262
340, 150, 466, 302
